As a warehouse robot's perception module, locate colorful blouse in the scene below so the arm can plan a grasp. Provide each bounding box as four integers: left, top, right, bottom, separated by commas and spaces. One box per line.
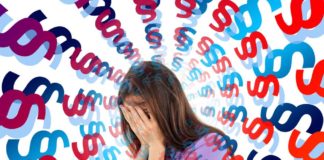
165, 132, 230, 160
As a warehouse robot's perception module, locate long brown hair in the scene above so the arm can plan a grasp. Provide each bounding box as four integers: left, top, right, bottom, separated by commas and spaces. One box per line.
117, 61, 230, 158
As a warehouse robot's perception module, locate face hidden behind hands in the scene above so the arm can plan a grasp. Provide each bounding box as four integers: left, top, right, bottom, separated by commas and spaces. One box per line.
123, 95, 151, 119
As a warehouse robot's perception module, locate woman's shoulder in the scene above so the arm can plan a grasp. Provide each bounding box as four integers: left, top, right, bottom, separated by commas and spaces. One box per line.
194, 131, 228, 149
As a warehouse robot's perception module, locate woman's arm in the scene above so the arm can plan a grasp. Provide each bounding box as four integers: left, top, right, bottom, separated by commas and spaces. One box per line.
134, 143, 165, 160
148, 143, 165, 160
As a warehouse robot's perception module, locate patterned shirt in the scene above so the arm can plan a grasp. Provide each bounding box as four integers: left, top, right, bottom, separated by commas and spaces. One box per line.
165, 132, 230, 160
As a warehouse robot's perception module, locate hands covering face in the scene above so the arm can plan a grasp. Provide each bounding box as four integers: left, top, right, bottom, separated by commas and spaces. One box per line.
120, 104, 165, 148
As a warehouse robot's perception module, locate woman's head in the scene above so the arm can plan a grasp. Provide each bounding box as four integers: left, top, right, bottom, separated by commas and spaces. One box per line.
118, 61, 179, 121
117, 61, 227, 156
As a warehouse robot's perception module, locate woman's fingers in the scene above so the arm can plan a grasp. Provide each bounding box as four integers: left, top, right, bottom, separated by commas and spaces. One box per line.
147, 109, 158, 125
120, 106, 128, 121
134, 107, 151, 126
120, 106, 131, 123
121, 106, 137, 132
123, 105, 147, 144
121, 105, 149, 145
125, 105, 146, 132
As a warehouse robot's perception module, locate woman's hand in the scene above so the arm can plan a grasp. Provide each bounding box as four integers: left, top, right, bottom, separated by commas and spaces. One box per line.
120, 104, 166, 159
120, 104, 165, 148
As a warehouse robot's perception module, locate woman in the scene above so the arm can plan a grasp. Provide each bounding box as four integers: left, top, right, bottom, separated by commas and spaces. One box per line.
117, 61, 232, 160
